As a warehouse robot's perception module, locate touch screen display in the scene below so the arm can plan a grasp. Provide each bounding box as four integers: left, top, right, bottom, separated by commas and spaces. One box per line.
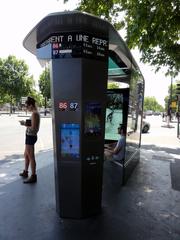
84, 102, 101, 136
60, 123, 80, 158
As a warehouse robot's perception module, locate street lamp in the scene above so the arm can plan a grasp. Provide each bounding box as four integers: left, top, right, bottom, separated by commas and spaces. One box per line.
167, 76, 173, 123
176, 83, 180, 137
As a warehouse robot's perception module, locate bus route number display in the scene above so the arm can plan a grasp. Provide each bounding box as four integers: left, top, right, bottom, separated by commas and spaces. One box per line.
58, 101, 79, 111
69, 102, 78, 111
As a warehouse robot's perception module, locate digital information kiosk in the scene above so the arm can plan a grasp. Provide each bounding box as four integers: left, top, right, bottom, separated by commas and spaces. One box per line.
23, 10, 145, 219
23, 12, 109, 218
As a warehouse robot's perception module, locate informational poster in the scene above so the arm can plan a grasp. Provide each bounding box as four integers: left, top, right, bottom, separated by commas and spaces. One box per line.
84, 102, 102, 136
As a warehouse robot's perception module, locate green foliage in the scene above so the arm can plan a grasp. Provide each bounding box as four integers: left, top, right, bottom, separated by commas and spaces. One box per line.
107, 82, 120, 89
124, 0, 180, 77
144, 96, 164, 112
0, 55, 35, 105
73, 0, 123, 29
66, 0, 180, 76
39, 67, 51, 99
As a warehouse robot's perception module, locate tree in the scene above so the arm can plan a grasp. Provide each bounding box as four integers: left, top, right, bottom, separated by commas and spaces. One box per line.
144, 96, 164, 112
64, 0, 179, 77
0, 55, 35, 112
38, 67, 51, 115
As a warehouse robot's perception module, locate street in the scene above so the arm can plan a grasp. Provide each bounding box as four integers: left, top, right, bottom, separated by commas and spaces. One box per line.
0, 114, 180, 187
0, 114, 179, 161
0, 114, 53, 160
141, 115, 180, 148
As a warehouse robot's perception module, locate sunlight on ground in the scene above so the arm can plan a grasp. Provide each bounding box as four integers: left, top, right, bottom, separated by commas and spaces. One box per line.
144, 186, 153, 193
0, 173, 7, 177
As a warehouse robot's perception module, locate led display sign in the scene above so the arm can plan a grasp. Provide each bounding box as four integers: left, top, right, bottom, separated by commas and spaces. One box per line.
37, 32, 108, 61
58, 101, 79, 111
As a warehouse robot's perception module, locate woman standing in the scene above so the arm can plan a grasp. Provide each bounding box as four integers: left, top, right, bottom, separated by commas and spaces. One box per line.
19, 97, 40, 183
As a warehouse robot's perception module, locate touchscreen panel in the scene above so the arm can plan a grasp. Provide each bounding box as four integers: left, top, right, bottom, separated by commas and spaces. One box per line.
60, 123, 80, 158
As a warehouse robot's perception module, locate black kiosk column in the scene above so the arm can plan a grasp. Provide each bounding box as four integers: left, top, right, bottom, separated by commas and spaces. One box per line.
23, 11, 109, 218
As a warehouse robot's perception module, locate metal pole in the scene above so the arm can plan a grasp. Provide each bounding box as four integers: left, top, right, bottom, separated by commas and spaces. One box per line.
177, 97, 180, 138
44, 64, 48, 116
170, 76, 173, 122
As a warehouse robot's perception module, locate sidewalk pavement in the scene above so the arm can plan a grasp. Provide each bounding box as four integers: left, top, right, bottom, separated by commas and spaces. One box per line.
0, 127, 180, 239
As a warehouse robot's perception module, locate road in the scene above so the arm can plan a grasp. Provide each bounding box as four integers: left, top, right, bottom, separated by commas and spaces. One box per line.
0, 114, 179, 161
0, 114, 53, 160
0, 114, 179, 187
141, 115, 179, 148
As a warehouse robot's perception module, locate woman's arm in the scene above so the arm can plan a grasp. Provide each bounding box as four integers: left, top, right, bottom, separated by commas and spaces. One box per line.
31, 112, 39, 130
113, 145, 121, 154
113, 140, 122, 154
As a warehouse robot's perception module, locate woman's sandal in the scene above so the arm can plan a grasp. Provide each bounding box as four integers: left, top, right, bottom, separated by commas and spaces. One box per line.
19, 170, 28, 178
23, 174, 37, 184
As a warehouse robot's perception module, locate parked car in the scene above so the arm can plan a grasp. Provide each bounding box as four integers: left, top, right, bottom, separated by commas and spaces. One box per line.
153, 112, 161, 116
145, 110, 153, 116
142, 120, 150, 133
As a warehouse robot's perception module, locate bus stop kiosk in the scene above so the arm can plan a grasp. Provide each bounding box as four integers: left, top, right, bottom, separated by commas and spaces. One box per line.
23, 11, 144, 219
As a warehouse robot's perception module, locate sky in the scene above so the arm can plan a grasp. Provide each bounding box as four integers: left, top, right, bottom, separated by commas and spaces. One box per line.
0, 0, 177, 107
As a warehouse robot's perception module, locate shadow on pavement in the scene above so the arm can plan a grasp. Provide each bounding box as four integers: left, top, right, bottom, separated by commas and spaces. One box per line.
141, 144, 180, 156
0, 145, 180, 240
141, 144, 180, 192
0, 154, 24, 164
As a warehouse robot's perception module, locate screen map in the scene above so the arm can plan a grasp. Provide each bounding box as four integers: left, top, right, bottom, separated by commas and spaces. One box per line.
60, 123, 80, 158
